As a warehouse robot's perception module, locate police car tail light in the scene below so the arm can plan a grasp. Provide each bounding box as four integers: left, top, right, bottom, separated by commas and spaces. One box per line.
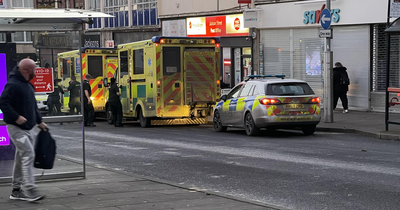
259, 98, 281, 105
308, 97, 320, 104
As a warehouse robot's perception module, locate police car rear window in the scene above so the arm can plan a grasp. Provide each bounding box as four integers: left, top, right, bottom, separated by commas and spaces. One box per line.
266, 83, 314, 96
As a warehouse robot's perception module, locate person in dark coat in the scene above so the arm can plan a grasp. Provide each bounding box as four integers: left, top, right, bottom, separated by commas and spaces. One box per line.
67, 75, 81, 115
109, 78, 123, 127
333, 62, 350, 113
83, 74, 96, 127
0, 59, 47, 201
47, 79, 64, 116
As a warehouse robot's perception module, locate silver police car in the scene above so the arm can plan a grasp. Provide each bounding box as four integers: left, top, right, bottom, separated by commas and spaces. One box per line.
213, 75, 321, 136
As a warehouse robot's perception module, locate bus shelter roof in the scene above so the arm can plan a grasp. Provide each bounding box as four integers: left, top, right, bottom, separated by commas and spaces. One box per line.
0, 9, 113, 31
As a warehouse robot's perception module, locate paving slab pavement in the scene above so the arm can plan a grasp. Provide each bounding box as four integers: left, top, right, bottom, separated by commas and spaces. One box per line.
0, 165, 283, 210
317, 110, 400, 140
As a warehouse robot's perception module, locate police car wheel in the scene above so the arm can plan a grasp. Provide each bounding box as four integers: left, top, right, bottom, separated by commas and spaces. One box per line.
302, 125, 316, 135
213, 111, 227, 132
245, 112, 260, 136
107, 106, 113, 124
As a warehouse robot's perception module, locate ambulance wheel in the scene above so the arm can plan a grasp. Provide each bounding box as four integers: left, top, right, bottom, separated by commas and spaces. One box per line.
213, 111, 227, 132
302, 125, 316, 135
245, 112, 260, 136
106, 106, 113, 125
139, 109, 151, 128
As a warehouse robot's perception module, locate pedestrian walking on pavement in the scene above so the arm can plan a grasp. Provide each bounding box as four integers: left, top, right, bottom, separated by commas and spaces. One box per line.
67, 75, 81, 115
333, 62, 350, 113
83, 74, 96, 127
109, 78, 123, 127
47, 79, 64, 116
0, 58, 47, 202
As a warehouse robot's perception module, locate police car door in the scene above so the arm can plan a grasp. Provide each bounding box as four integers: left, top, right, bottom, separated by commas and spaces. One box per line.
233, 83, 253, 126
222, 84, 243, 125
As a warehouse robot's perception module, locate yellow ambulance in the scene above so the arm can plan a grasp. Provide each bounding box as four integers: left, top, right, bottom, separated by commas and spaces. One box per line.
114, 36, 221, 127
57, 48, 118, 115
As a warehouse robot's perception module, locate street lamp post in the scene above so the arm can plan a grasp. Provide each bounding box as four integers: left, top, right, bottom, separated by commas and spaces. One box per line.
323, 0, 334, 123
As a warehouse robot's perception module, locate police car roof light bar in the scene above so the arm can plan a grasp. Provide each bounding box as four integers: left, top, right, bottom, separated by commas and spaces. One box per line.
247, 74, 286, 78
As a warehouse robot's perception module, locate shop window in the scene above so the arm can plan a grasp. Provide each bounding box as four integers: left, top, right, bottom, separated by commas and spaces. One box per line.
87, 56, 103, 78
133, 49, 144, 75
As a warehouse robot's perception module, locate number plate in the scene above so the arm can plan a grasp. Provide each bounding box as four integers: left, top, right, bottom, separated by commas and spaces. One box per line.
284, 104, 304, 109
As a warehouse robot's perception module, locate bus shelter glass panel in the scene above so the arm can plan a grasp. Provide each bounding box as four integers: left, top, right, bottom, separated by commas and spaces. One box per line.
0, 30, 85, 183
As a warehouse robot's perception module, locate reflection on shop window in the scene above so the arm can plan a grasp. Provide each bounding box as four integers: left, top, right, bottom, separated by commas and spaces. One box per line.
303, 39, 323, 76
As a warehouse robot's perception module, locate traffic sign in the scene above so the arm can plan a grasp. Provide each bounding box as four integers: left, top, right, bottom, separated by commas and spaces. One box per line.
30, 68, 54, 93
320, 8, 332, 30
319, 29, 332, 38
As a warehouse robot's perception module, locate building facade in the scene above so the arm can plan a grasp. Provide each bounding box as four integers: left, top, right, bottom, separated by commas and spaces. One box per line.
254, 0, 394, 112
158, 0, 255, 88
86, 0, 161, 46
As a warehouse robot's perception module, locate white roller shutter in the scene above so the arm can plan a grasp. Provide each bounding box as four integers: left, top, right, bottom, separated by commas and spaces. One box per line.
260, 26, 370, 110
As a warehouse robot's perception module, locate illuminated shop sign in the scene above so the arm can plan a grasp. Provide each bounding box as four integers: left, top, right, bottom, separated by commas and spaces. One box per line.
0, 53, 10, 146
187, 14, 249, 37
303, 4, 340, 25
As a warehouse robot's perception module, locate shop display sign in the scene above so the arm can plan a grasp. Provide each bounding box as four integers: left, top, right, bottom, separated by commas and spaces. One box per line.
162, 20, 186, 37
244, 9, 261, 28
187, 14, 249, 37
303, 4, 340, 25
0, 53, 10, 146
0, 0, 8, 9
390, 0, 400, 18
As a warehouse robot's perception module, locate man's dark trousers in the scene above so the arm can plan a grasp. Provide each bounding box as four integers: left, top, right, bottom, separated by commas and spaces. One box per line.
110, 99, 122, 126
84, 98, 94, 126
69, 97, 81, 115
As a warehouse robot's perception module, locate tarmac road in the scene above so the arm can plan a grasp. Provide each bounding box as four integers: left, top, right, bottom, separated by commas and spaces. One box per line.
49, 121, 400, 210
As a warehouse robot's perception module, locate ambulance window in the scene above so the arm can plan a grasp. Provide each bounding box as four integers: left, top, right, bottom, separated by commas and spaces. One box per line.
88, 56, 103, 78
163, 47, 181, 76
133, 49, 144, 75
62, 58, 70, 80
120, 50, 129, 77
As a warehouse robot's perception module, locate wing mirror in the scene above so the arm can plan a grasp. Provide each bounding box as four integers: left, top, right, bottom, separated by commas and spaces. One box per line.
103, 78, 109, 87
221, 95, 227, 101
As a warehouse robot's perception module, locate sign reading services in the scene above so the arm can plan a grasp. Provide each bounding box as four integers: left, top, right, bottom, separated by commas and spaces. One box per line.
187, 14, 249, 37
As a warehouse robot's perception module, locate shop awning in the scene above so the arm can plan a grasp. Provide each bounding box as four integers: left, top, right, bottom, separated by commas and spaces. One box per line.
385, 17, 400, 35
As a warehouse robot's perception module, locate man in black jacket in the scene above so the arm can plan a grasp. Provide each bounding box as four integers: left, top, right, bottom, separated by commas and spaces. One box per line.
333, 62, 350, 113
83, 74, 96, 127
109, 78, 123, 127
0, 59, 47, 202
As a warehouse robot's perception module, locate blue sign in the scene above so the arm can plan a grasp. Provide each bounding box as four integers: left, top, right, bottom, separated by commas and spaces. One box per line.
148, 58, 151, 67
320, 8, 331, 30
76, 58, 81, 74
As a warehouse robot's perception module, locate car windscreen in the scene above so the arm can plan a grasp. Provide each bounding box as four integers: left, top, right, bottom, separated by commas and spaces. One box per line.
266, 82, 315, 96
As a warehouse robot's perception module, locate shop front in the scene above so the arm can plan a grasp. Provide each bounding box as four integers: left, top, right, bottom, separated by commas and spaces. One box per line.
258, 0, 387, 110
186, 14, 251, 88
